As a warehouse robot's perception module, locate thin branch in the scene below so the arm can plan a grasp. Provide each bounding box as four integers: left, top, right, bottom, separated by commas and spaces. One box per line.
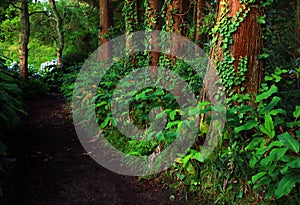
7, 1, 22, 10
29, 10, 48, 17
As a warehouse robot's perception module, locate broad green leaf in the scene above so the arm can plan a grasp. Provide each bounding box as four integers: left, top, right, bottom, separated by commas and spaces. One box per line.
169, 110, 176, 120
235, 120, 258, 134
296, 130, 300, 139
252, 172, 267, 183
259, 114, 275, 138
186, 161, 195, 175
265, 114, 275, 138
258, 141, 283, 155
182, 154, 192, 167
293, 106, 300, 118
278, 132, 299, 152
258, 96, 281, 115
287, 157, 300, 168
269, 109, 286, 116
100, 116, 111, 129
245, 137, 264, 151
259, 125, 272, 138
191, 152, 205, 162
255, 85, 278, 102
254, 176, 271, 189
165, 121, 180, 130
250, 156, 260, 168
280, 165, 289, 174
261, 148, 288, 166
275, 173, 300, 199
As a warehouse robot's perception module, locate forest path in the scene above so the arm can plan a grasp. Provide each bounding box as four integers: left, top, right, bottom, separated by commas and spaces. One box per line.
4, 92, 183, 205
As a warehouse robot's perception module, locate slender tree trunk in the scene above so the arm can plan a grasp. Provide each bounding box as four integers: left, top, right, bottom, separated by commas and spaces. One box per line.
207, 0, 264, 99
99, 0, 111, 61
124, 0, 137, 52
148, 0, 162, 75
19, 0, 30, 80
48, 0, 64, 69
166, 0, 185, 60
296, 0, 300, 40
123, 0, 138, 67
136, 0, 141, 25
195, 0, 204, 47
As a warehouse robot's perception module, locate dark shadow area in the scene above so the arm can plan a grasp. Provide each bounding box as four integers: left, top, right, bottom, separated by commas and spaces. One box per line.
0, 92, 182, 205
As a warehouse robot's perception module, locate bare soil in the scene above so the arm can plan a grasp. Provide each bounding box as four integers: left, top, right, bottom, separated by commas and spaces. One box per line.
1, 92, 184, 205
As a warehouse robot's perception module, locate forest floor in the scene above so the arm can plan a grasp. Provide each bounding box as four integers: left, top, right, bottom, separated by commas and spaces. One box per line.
1, 92, 185, 205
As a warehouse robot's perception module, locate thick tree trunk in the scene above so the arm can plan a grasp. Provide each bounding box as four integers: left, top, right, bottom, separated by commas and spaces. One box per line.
208, 0, 264, 98
99, 0, 111, 61
48, 0, 64, 68
19, 0, 30, 80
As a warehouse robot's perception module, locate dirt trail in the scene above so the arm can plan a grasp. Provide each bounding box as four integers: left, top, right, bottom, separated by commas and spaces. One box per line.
1, 92, 184, 205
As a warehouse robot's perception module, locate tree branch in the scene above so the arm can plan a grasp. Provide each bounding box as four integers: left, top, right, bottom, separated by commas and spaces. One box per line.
29, 10, 48, 17
7, 1, 22, 10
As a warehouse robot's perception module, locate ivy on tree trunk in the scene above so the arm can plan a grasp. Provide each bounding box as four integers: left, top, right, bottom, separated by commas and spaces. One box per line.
205, 0, 264, 102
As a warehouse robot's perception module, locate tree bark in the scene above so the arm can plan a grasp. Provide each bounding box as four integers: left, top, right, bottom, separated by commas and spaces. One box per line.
148, 0, 162, 74
208, 0, 264, 98
166, 0, 185, 60
296, 0, 300, 40
19, 0, 30, 80
99, 0, 111, 61
48, 0, 64, 68
195, 0, 204, 47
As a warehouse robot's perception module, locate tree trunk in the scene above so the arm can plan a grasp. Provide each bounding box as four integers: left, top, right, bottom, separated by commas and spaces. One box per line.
19, 0, 30, 80
166, 0, 185, 60
48, 0, 64, 69
148, 0, 162, 75
124, 0, 137, 52
207, 0, 264, 99
99, 0, 111, 61
195, 0, 204, 47
296, 0, 300, 40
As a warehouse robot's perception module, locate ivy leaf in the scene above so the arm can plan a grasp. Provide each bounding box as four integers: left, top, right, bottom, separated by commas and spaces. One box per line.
258, 15, 266, 24
278, 132, 300, 152
275, 173, 300, 199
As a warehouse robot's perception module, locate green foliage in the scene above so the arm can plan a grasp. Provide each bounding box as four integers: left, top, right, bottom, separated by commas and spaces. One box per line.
0, 70, 26, 130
